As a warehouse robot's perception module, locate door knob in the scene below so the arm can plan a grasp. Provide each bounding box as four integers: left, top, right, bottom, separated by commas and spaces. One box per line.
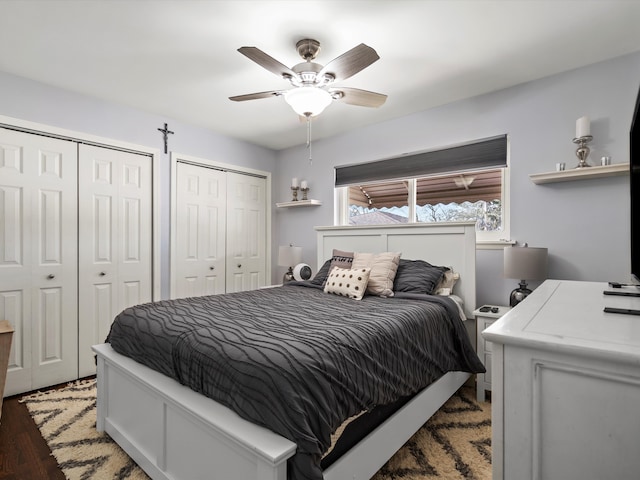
47, 274, 55, 279
99, 271, 106, 276
209, 266, 215, 270
237, 264, 242, 268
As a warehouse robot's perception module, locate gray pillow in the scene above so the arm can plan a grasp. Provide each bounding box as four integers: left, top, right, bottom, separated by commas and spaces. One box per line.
310, 259, 331, 285
393, 259, 448, 295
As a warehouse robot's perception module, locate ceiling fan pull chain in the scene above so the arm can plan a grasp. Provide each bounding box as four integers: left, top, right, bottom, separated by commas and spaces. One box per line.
307, 116, 313, 164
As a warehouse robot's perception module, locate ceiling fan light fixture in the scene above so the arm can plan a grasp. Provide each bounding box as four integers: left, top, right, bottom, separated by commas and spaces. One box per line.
284, 87, 332, 117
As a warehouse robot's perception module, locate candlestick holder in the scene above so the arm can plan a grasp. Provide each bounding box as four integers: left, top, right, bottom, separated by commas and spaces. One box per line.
572, 135, 593, 168
291, 186, 299, 201
300, 187, 309, 201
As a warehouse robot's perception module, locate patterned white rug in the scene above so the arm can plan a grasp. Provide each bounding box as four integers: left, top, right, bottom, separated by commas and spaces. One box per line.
371, 386, 492, 480
21, 379, 148, 480
21, 379, 490, 480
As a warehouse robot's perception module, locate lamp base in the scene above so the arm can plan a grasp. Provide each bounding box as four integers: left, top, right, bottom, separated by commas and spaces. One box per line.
509, 280, 532, 307
283, 267, 295, 284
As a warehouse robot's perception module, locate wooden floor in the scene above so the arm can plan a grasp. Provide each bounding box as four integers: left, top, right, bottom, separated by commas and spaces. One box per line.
0, 389, 66, 480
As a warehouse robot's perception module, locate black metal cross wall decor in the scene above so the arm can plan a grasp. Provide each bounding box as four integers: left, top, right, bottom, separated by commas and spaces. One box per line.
157, 123, 174, 154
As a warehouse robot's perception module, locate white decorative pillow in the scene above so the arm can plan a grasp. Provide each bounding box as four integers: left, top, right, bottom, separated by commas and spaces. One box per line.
324, 267, 371, 300
435, 269, 460, 296
352, 252, 401, 297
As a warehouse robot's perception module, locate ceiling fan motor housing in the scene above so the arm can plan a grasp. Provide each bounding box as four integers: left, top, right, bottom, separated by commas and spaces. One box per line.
296, 38, 321, 60
291, 39, 333, 86
291, 62, 331, 86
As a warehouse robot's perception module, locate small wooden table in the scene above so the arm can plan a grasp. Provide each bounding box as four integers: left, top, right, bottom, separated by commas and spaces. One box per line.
0, 320, 15, 424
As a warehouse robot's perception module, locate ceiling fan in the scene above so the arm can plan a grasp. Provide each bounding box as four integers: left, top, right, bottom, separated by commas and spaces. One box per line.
229, 38, 387, 118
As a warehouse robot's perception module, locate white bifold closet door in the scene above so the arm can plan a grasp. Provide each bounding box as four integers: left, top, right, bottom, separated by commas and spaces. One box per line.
77, 145, 152, 377
1, 128, 154, 394
226, 172, 266, 293
174, 162, 227, 298
0, 129, 78, 395
173, 162, 266, 298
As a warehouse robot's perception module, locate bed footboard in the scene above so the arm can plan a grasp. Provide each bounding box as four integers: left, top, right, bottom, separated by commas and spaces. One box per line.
93, 343, 469, 480
93, 343, 296, 480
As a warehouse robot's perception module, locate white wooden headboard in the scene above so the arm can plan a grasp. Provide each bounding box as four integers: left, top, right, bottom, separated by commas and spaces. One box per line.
315, 223, 476, 317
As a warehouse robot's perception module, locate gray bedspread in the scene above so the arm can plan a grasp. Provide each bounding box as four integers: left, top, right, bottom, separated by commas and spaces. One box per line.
106, 283, 484, 480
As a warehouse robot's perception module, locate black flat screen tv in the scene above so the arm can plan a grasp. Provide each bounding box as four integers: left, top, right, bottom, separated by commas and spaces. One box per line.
631, 83, 640, 284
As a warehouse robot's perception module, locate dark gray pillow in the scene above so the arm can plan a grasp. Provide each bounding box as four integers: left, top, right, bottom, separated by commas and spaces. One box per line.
310, 259, 331, 285
393, 259, 449, 295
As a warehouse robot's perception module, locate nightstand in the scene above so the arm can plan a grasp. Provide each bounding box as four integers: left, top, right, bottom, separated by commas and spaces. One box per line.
474, 305, 511, 402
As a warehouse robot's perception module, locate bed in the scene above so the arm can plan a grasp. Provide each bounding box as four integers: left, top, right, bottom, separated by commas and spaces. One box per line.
92, 222, 481, 480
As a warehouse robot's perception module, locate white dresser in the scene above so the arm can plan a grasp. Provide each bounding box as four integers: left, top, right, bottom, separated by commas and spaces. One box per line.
483, 280, 640, 480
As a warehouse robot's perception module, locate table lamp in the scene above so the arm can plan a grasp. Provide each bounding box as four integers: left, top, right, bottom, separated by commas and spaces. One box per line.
278, 245, 302, 283
504, 245, 548, 306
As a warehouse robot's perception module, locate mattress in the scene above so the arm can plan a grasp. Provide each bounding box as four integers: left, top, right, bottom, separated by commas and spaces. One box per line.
106, 283, 484, 480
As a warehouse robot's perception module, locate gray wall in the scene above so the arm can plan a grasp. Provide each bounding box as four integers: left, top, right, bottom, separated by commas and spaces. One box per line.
274, 51, 640, 307
2, 51, 639, 308
0, 71, 277, 299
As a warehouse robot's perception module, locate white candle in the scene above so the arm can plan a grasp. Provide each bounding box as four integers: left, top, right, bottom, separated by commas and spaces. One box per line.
300, 180, 308, 189
576, 116, 590, 138
291, 177, 298, 188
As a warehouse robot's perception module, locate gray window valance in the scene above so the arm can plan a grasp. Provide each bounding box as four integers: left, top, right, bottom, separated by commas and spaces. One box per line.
335, 134, 508, 187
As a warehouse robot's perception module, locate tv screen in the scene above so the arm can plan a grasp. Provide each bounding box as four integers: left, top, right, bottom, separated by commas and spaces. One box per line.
631, 84, 640, 284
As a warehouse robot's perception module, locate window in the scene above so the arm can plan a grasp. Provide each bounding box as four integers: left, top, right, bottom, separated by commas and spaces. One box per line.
335, 136, 510, 243
348, 180, 410, 225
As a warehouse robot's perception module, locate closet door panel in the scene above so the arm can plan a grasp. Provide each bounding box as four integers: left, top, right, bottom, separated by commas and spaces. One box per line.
118, 155, 152, 307
0, 185, 28, 376
31, 137, 78, 390
0, 186, 22, 265
78, 147, 118, 378
225, 173, 266, 293
78, 145, 152, 377
0, 129, 78, 394
227, 204, 246, 291
92, 283, 113, 343
37, 287, 62, 362
174, 163, 226, 298
0, 132, 33, 394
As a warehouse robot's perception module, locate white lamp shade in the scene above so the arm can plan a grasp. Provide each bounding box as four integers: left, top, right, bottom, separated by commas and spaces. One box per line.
278, 245, 302, 267
504, 246, 548, 280
284, 87, 332, 117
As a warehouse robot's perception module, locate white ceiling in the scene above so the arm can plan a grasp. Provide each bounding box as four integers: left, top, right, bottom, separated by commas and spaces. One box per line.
1, 1, 639, 150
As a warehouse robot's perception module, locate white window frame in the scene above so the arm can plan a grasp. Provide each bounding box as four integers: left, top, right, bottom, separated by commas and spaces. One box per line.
335, 165, 511, 246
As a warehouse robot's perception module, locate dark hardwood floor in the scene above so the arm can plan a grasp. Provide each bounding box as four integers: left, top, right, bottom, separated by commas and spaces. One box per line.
0, 387, 68, 480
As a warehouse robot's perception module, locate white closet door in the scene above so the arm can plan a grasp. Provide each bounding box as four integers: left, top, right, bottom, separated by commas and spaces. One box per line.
0, 129, 78, 395
77, 145, 152, 377
226, 172, 266, 293
174, 162, 226, 298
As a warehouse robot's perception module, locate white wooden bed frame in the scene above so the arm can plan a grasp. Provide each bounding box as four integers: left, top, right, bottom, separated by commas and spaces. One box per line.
93, 223, 477, 480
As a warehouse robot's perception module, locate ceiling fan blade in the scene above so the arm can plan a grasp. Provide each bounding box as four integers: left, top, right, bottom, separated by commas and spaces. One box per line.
229, 90, 283, 102
330, 87, 387, 107
318, 44, 380, 81
237, 47, 297, 79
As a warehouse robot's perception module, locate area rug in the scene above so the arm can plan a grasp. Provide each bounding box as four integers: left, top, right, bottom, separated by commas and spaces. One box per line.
21, 379, 491, 480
